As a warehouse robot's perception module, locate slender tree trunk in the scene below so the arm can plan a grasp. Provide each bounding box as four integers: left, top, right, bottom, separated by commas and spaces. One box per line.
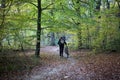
0, 42, 2, 52
49, 1, 55, 46
102, 34, 107, 51
1, 0, 5, 8
117, 1, 120, 9
95, 0, 101, 11
50, 32, 56, 46
35, 0, 41, 57
0, 0, 6, 52
106, 0, 110, 9
0, 0, 5, 26
77, 27, 82, 49
86, 26, 90, 49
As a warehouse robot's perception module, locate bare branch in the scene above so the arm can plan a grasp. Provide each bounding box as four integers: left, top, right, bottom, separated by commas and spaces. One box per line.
5, 1, 13, 15
41, 8, 55, 11
71, 18, 80, 25
0, 1, 13, 28
42, 3, 54, 11
28, 2, 38, 8
80, 1, 89, 5
72, 18, 77, 24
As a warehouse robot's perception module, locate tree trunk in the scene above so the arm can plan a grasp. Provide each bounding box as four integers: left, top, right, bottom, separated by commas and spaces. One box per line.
117, 1, 120, 9
50, 32, 56, 46
0, 0, 5, 52
0, 41, 2, 52
35, 0, 41, 57
1, 0, 5, 26
106, 0, 110, 9
95, 0, 101, 11
77, 28, 82, 49
1, 0, 5, 8
86, 26, 91, 49
49, 1, 55, 46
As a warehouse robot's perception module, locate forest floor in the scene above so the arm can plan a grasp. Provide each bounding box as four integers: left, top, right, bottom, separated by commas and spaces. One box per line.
0, 46, 120, 80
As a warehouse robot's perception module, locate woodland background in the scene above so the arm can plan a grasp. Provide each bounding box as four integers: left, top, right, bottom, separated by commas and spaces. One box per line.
0, 0, 120, 80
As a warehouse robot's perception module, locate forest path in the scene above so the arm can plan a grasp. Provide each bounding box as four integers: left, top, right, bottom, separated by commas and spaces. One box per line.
25, 46, 89, 80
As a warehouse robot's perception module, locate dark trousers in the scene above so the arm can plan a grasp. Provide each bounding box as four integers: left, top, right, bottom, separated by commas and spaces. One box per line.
59, 45, 64, 57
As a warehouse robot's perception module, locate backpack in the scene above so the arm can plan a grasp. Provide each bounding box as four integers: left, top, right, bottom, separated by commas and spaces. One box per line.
60, 39, 64, 44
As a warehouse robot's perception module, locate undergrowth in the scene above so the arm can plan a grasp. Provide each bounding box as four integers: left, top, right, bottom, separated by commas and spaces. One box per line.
0, 50, 66, 79
0, 50, 41, 77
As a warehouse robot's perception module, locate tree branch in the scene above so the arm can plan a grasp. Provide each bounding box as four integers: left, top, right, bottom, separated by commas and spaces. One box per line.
42, 3, 54, 11
28, 2, 38, 8
71, 18, 80, 25
71, 18, 77, 24
5, 1, 13, 15
79, 1, 89, 5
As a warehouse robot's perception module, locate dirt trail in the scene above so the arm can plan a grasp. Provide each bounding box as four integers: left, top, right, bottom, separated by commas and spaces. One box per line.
28, 58, 79, 80
41, 46, 59, 54
24, 46, 87, 80
23, 46, 120, 80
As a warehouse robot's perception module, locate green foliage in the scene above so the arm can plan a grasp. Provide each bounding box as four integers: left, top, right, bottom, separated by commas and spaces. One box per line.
0, 0, 119, 53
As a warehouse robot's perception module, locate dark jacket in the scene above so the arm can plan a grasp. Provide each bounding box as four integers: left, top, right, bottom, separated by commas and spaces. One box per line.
58, 37, 66, 46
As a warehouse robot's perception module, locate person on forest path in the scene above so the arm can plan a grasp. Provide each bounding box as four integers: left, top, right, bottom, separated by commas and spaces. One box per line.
58, 36, 66, 57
